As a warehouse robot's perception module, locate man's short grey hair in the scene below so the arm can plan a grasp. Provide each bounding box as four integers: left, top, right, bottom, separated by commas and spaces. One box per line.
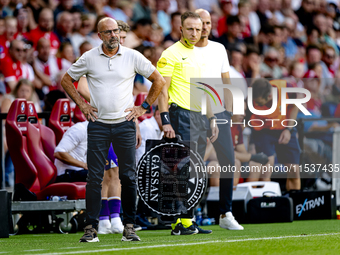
116, 20, 130, 33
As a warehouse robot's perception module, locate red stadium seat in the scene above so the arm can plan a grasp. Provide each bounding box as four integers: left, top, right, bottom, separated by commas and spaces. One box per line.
135, 92, 153, 122
6, 99, 86, 200
49, 99, 73, 145
73, 105, 86, 123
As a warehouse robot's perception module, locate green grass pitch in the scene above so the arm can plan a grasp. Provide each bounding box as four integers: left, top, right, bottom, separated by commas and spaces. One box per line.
1, 220, 340, 255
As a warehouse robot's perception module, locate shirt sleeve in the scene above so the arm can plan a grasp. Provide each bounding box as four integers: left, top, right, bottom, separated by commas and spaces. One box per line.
2, 59, 16, 82
157, 49, 175, 77
67, 53, 88, 81
54, 124, 86, 153
134, 50, 156, 78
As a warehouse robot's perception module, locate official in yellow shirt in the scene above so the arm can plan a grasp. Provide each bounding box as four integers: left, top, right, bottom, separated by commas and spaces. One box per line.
157, 11, 218, 236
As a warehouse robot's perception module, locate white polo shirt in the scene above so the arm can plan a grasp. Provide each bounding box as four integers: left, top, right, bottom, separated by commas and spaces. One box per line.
195, 40, 230, 114
67, 44, 156, 123
54, 121, 88, 176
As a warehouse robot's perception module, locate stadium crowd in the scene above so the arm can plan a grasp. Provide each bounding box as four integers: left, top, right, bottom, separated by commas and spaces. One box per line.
1, 0, 340, 210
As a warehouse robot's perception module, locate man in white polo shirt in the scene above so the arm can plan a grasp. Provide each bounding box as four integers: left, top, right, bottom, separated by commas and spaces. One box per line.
61, 17, 165, 243
195, 9, 244, 231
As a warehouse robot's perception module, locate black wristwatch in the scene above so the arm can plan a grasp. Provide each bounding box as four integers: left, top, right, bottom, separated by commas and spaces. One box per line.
209, 116, 217, 122
141, 100, 150, 110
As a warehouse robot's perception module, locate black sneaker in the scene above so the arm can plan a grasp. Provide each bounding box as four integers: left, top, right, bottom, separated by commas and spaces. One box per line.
191, 221, 212, 234
171, 223, 197, 235
79, 225, 99, 242
122, 224, 141, 241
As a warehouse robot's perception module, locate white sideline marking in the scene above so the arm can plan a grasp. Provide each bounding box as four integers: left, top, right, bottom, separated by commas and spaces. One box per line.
31, 233, 340, 255
24, 250, 45, 252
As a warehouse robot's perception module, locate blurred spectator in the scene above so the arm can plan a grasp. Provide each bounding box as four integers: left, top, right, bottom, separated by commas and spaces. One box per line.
28, 8, 60, 55
219, 15, 243, 50
238, 0, 252, 41
83, 0, 104, 16
242, 44, 261, 81
54, 0, 83, 22
116, 19, 130, 46
303, 69, 323, 114
163, 11, 181, 43
0, 16, 17, 59
104, 0, 129, 22
26, 0, 44, 24
260, 47, 283, 78
227, 48, 248, 97
118, 0, 134, 25
313, 12, 339, 55
124, 18, 152, 48
1, 78, 41, 113
209, 11, 219, 40
56, 42, 75, 63
305, 43, 333, 91
271, 0, 285, 24
306, 25, 321, 45
282, 18, 298, 59
33, 38, 71, 97
132, 0, 153, 23
230, 45, 243, 73
321, 44, 336, 77
43, 89, 66, 111
71, 9, 82, 33
295, 0, 315, 28
79, 40, 93, 57
248, 0, 261, 37
217, 0, 233, 36
0, 0, 12, 18
194, 0, 220, 13
156, 0, 171, 36
286, 60, 305, 88
256, 0, 272, 27
13, 7, 30, 40
70, 14, 95, 57
55, 11, 74, 44
1, 39, 24, 91
150, 23, 164, 46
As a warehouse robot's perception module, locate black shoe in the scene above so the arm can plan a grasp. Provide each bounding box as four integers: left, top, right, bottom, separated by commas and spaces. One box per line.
79, 225, 99, 242
122, 224, 141, 241
191, 221, 212, 234
171, 223, 197, 235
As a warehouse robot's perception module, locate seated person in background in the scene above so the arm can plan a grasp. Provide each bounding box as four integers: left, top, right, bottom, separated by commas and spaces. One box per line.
231, 113, 269, 186
53, 120, 88, 183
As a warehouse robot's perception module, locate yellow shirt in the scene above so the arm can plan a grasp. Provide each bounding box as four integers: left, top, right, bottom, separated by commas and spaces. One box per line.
157, 41, 206, 112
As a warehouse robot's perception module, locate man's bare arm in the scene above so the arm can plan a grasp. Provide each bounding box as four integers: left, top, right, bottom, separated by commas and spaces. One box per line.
61, 72, 98, 121
222, 71, 233, 112
145, 69, 166, 106
77, 77, 91, 102
54, 151, 87, 170
159, 77, 171, 113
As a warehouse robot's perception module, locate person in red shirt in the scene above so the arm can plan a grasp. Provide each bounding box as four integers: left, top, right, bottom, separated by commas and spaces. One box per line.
1, 39, 25, 91
0, 16, 17, 60
217, 0, 233, 37
28, 8, 60, 55
250, 78, 301, 191
13, 7, 30, 41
